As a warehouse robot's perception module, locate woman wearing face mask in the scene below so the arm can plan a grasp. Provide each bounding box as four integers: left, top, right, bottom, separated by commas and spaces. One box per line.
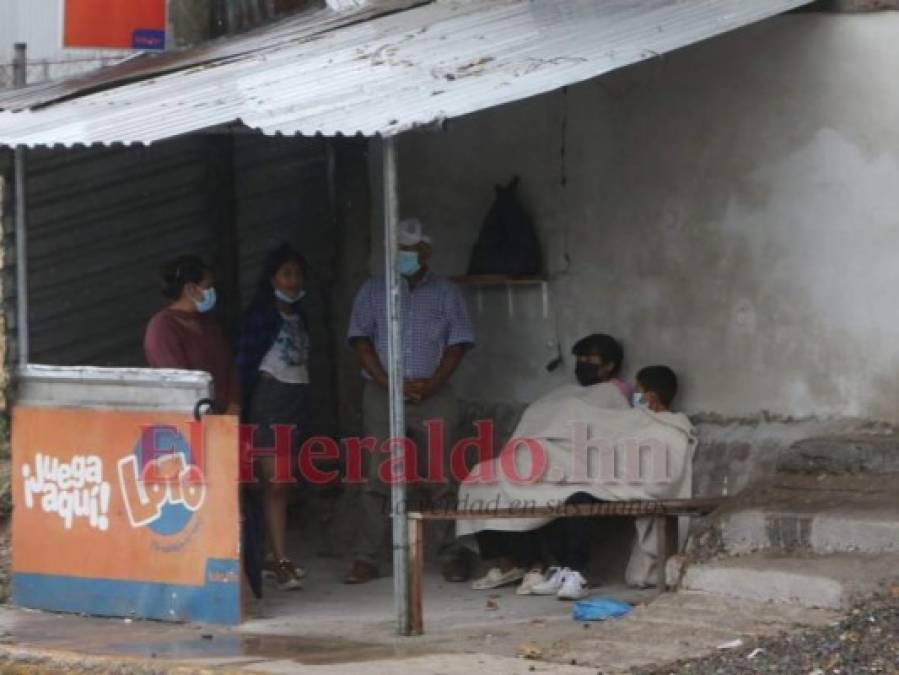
144, 255, 241, 415
235, 244, 311, 592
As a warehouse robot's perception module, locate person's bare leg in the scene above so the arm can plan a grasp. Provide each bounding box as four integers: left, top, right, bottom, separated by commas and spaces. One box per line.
266, 483, 289, 560
260, 456, 289, 560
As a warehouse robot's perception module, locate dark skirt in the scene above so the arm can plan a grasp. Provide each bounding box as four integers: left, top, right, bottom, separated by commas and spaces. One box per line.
247, 376, 311, 446
242, 376, 311, 598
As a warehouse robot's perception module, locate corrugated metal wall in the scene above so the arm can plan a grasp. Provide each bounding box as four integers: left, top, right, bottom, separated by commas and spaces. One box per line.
234, 136, 332, 303
0, 133, 351, 438
6, 133, 345, 436
24, 137, 225, 366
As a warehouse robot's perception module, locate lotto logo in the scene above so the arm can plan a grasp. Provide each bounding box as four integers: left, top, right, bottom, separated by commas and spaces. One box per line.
117, 426, 206, 536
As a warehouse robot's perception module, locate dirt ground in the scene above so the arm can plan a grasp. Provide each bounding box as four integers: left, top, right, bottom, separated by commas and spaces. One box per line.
635, 590, 899, 675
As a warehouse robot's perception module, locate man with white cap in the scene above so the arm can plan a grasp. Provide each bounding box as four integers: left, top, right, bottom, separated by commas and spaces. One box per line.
344, 218, 475, 584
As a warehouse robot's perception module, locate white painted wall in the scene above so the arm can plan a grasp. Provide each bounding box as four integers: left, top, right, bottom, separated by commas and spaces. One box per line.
395, 12, 899, 422
0, 0, 128, 88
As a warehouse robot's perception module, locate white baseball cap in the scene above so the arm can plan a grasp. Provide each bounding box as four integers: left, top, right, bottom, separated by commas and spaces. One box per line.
398, 218, 432, 247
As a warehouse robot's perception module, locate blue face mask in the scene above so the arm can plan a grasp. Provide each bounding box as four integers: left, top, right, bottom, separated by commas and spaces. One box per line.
397, 250, 421, 277
194, 287, 217, 314
275, 288, 306, 304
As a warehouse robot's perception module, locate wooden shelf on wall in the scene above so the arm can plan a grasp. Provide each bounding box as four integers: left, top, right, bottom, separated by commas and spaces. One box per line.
450, 275, 550, 318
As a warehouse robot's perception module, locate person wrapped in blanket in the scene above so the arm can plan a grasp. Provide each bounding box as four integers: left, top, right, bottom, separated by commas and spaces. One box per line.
461, 337, 694, 600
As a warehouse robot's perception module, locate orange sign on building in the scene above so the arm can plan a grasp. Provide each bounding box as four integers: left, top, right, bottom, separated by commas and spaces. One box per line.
64, 0, 167, 51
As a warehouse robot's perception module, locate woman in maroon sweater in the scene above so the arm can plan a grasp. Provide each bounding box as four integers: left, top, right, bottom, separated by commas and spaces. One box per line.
143, 255, 240, 414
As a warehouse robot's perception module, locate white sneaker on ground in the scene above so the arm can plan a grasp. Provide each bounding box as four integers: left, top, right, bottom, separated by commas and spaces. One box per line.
531, 566, 567, 596
471, 566, 526, 590
556, 569, 589, 600
516, 567, 547, 595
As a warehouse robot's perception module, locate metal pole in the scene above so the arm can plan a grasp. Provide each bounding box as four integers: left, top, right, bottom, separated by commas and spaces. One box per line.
13, 43, 27, 88
14, 146, 29, 367
382, 135, 410, 635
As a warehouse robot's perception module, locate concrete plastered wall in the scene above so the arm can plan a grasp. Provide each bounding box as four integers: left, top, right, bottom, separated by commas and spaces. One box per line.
393, 12, 899, 425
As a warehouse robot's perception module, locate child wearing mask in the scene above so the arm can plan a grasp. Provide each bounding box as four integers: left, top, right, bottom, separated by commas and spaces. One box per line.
631, 365, 678, 413
236, 244, 312, 593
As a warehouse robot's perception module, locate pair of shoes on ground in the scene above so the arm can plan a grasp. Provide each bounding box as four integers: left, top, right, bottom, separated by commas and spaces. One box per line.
530, 566, 589, 600
471, 565, 589, 600
262, 557, 306, 590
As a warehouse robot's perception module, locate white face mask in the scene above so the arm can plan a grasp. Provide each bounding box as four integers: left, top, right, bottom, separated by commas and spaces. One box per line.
194, 287, 217, 314
275, 288, 306, 304
631, 392, 644, 408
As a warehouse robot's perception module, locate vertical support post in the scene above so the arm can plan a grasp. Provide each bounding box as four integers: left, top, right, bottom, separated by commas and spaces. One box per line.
14, 147, 28, 367
13, 42, 29, 366
382, 135, 410, 635
13, 43, 27, 88
408, 515, 424, 635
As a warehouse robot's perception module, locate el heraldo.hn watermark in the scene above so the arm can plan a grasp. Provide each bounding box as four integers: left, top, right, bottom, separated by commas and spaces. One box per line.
134, 419, 676, 491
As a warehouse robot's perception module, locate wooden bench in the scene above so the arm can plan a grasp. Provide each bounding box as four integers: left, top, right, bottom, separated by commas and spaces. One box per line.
405, 497, 724, 635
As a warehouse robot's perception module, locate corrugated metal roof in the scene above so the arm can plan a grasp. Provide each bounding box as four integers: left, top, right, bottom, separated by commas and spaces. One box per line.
0, 0, 812, 147
0, 0, 424, 110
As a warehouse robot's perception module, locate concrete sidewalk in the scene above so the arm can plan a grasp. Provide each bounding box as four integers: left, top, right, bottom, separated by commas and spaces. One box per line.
0, 555, 839, 674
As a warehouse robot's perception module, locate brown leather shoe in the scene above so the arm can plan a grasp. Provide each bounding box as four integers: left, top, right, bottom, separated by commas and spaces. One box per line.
343, 560, 379, 584
441, 558, 471, 583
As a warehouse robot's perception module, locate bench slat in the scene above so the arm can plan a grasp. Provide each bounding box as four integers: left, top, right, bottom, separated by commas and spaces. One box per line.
407, 497, 724, 521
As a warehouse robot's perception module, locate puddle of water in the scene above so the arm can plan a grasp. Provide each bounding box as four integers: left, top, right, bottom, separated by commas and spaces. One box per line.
3, 612, 435, 665
100, 634, 434, 665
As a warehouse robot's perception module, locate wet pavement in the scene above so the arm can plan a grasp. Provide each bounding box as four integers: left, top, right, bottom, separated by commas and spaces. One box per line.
0, 604, 436, 667
0, 567, 840, 674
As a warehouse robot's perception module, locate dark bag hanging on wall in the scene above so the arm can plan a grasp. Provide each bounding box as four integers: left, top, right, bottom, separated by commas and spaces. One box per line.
467, 176, 542, 276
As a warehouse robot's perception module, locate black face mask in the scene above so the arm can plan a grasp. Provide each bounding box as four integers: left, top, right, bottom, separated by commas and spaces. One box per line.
575, 361, 603, 387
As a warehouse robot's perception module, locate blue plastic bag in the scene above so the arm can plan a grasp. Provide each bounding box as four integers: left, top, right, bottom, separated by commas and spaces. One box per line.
572, 597, 632, 621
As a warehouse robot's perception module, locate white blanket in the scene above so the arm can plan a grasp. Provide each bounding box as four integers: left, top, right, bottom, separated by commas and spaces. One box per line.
456, 382, 697, 586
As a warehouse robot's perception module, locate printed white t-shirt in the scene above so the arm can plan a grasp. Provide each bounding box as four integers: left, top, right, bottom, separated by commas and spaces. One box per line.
258, 313, 309, 384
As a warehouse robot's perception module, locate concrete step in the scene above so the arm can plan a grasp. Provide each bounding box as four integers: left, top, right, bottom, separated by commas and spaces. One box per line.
777, 435, 899, 475
719, 506, 899, 555
680, 552, 899, 609
710, 473, 899, 555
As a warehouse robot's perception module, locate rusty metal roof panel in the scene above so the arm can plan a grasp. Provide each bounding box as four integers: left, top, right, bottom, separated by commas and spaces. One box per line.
0, 0, 812, 147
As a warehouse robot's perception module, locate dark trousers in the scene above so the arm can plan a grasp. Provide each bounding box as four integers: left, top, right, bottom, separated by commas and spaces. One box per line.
356, 382, 464, 566
544, 492, 601, 574
476, 529, 542, 568
476, 492, 602, 574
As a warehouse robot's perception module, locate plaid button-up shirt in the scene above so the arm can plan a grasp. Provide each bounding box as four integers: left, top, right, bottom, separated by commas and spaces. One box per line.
347, 273, 475, 379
